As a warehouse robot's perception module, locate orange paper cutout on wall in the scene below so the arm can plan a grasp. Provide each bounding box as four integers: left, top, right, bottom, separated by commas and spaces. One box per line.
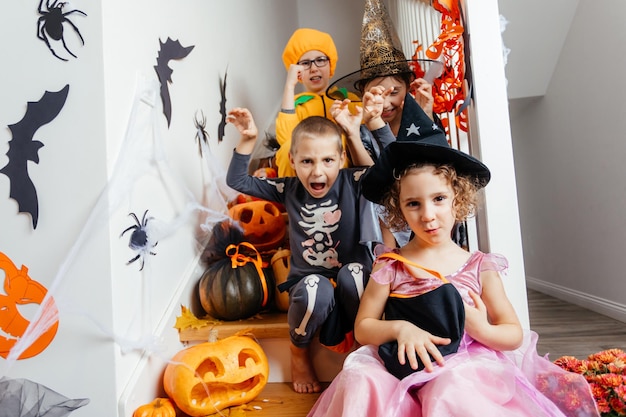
0, 252, 59, 359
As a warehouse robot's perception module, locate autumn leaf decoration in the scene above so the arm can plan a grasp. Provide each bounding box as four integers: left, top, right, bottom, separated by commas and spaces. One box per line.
174, 305, 221, 331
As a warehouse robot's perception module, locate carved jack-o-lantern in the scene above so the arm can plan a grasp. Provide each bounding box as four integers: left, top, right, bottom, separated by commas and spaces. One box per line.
0, 252, 59, 359
228, 201, 286, 252
233, 168, 285, 212
163, 335, 269, 416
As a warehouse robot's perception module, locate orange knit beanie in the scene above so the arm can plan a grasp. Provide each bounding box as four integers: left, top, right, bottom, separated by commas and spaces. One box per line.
282, 28, 338, 77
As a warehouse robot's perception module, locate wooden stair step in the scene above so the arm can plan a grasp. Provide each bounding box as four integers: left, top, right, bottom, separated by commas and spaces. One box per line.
179, 312, 289, 343
248, 382, 328, 417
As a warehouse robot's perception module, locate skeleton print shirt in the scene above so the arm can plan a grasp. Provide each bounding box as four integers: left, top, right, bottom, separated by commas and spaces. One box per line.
227, 152, 374, 291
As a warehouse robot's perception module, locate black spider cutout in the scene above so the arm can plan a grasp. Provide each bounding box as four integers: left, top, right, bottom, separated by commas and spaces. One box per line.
194, 110, 209, 157
37, 0, 87, 61
120, 210, 158, 271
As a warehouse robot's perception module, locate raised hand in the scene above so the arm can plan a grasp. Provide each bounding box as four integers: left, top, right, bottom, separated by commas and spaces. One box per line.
410, 78, 434, 120
362, 86, 389, 129
330, 99, 362, 138
227, 107, 258, 154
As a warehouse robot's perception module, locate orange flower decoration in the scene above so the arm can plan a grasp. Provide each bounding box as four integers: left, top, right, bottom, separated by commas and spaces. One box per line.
554, 349, 626, 416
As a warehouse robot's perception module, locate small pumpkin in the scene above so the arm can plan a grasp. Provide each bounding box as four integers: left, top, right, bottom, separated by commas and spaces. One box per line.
228, 201, 286, 252
270, 249, 291, 312
199, 243, 270, 321
163, 335, 269, 416
133, 398, 176, 417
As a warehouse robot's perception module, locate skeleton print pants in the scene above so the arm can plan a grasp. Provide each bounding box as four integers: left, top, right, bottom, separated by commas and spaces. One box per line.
287, 262, 370, 349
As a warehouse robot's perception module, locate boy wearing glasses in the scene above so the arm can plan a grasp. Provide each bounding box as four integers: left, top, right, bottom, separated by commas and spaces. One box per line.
275, 28, 361, 177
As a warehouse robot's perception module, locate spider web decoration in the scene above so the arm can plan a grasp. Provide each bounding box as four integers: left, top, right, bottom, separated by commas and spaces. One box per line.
190, 106, 238, 221
3, 75, 231, 369
36, 0, 87, 61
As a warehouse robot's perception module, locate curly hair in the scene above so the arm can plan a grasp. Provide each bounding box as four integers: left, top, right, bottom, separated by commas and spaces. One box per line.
380, 163, 480, 232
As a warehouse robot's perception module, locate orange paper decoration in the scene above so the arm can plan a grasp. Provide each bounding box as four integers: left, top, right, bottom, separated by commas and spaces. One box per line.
420, 0, 469, 133
0, 252, 59, 359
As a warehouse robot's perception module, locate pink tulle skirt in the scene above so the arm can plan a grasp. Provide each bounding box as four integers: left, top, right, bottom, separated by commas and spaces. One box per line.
307, 331, 599, 417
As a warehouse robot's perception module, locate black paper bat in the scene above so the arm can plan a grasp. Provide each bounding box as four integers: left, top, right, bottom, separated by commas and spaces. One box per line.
153, 37, 195, 127
1, 85, 70, 229
217, 68, 228, 142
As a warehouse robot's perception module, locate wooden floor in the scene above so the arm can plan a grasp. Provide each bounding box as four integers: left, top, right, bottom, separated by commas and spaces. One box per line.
527, 288, 626, 360
247, 289, 626, 416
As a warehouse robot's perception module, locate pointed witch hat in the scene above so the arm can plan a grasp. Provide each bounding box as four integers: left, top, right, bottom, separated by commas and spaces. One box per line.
326, 0, 442, 101
360, 97, 490, 205
361, 134, 491, 204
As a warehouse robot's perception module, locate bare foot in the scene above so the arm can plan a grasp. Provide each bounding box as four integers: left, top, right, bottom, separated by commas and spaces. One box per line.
290, 343, 321, 393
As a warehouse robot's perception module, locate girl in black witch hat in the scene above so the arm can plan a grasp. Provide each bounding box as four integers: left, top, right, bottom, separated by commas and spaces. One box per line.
326, 0, 446, 250
326, 0, 444, 164
307, 140, 600, 417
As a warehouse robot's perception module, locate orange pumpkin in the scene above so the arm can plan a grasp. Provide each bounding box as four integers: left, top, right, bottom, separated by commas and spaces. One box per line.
0, 252, 59, 359
270, 249, 291, 312
133, 398, 176, 417
233, 167, 285, 212
228, 201, 286, 252
163, 335, 269, 416
252, 167, 277, 179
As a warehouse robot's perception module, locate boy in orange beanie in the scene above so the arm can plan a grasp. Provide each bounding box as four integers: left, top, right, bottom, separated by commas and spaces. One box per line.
275, 28, 363, 177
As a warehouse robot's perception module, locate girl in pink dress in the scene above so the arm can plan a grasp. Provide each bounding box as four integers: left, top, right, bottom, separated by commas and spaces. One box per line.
307, 140, 599, 417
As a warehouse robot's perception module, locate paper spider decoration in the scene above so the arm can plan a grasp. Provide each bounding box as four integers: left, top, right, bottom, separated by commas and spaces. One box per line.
120, 210, 158, 271
37, 0, 87, 61
193, 110, 209, 157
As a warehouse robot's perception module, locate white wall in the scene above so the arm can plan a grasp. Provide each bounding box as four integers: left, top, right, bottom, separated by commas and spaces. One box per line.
0, 1, 305, 415
0, 1, 117, 414
498, 0, 580, 99
509, 0, 626, 321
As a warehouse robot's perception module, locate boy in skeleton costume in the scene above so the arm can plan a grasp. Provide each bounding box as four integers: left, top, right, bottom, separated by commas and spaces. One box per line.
226, 107, 388, 394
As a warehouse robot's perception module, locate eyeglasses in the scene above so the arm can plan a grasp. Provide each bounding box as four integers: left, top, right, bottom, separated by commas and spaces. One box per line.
297, 56, 330, 70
